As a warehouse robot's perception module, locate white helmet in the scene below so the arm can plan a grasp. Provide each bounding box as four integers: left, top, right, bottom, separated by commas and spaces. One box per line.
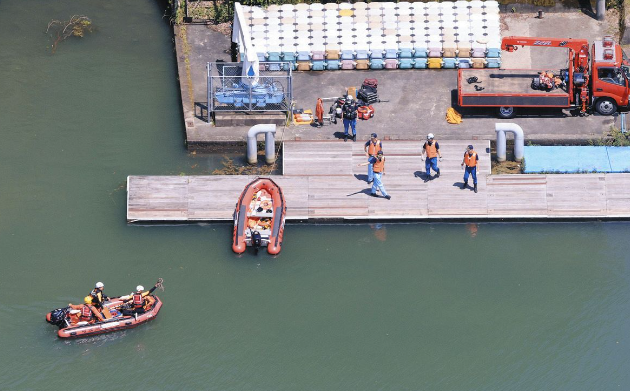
95, 282, 104, 289
427, 133, 434, 140
346, 95, 353, 102
136, 285, 144, 292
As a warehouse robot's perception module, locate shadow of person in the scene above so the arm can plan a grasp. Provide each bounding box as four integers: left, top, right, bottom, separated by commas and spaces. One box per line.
333, 131, 347, 140
414, 170, 430, 181
354, 174, 369, 182
453, 182, 468, 189
346, 188, 373, 197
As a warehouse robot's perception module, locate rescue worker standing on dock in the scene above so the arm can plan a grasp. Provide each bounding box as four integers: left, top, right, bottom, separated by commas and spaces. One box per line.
421, 133, 442, 182
461, 144, 479, 193
358, 150, 391, 199
364, 133, 382, 183
342, 95, 358, 142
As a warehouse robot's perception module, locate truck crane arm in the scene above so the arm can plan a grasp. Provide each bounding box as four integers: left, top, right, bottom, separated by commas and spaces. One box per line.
501, 36, 590, 71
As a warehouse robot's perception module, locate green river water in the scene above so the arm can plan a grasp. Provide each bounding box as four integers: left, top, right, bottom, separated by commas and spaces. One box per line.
1, 1, 629, 389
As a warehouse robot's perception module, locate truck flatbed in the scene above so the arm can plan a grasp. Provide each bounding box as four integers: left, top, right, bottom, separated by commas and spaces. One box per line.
459, 69, 571, 107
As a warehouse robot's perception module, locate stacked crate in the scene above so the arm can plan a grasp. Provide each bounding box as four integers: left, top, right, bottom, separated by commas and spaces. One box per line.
241, 1, 501, 71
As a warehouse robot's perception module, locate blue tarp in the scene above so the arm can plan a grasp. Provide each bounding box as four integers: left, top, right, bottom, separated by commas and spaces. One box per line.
607, 147, 630, 172
523, 146, 630, 173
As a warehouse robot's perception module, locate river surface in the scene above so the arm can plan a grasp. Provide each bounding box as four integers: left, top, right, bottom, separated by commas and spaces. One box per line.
1, 1, 629, 390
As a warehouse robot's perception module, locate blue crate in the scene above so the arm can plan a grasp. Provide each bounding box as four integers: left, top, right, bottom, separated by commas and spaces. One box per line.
486, 48, 502, 58
341, 50, 355, 60
326, 59, 341, 70
370, 50, 384, 59
356, 49, 370, 60
399, 58, 414, 69
297, 51, 311, 61
457, 58, 471, 68
385, 49, 398, 59
370, 58, 385, 69
413, 47, 428, 58
399, 48, 414, 58
414, 58, 428, 69
282, 52, 297, 61
486, 58, 501, 68
311, 60, 326, 71
267, 52, 281, 62
443, 58, 457, 69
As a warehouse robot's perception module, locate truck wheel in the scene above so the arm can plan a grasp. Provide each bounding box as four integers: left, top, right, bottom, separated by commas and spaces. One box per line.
497, 106, 516, 119
595, 98, 617, 116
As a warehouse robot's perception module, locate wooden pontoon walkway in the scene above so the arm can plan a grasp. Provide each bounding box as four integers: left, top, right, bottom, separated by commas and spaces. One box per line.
127, 140, 630, 222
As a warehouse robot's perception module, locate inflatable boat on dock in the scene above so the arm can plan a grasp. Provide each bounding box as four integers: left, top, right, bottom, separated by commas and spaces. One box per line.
232, 177, 286, 255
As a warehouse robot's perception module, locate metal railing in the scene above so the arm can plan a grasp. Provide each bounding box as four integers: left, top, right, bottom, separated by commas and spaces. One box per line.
207, 62, 292, 119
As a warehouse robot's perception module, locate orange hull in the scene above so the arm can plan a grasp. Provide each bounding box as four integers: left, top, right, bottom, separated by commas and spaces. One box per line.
46, 296, 162, 338
232, 178, 286, 255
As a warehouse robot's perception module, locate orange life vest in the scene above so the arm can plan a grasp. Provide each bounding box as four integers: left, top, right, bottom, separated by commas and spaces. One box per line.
132, 293, 144, 309
81, 305, 92, 320
367, 140, 382, 156
464, 151, 478, 167
373, 156, 385, 173
424, 141, 438, 158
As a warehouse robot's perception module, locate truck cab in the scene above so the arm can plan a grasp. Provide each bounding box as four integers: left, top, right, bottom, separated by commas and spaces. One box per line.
590, 37, 630, 115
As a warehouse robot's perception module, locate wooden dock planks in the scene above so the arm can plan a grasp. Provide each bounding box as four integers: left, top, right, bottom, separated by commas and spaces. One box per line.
127, 141, 630, 222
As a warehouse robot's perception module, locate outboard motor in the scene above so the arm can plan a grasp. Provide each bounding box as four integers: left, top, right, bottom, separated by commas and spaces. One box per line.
48, 307, 68, 328
573, 72, 585, 87
251, 231, 262, 249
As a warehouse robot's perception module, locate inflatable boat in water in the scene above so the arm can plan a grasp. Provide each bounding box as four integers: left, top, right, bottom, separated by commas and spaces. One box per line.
46, 296, 162, 339
232, 177, 286, 255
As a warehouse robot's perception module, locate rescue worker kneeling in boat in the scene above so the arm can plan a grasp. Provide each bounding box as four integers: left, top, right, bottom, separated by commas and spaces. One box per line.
121, 284, 158, 316
68, 296, 105, 324
90, 281, 109, 309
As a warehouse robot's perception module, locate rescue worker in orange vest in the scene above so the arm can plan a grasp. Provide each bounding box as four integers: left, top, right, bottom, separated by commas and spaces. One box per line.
358, 150, 391, 199
89, 281, 109, 309
315, 98, 324, 127
461, 144, 479, 193
364, 133, 383, 183
421, 133, 442, 182
121, 284, 158, 316
68, 296, 105, 323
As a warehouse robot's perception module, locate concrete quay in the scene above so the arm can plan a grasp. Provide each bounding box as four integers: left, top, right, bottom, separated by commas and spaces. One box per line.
174, 12, 623, 147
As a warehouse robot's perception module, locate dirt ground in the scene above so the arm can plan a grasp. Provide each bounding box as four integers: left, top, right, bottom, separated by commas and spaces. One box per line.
492, 159, 523, 174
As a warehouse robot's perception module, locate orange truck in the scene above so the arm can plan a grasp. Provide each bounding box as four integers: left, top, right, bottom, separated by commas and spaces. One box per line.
458, 36, 630, 118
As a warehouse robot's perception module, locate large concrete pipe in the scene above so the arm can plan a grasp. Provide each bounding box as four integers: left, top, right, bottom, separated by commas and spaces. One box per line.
495, 123, 524, 162
247, 124, 277, 164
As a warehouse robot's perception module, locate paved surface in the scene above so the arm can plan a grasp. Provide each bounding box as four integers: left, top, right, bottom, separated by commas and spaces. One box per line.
180, 12, 621, 145
127, 140, 630, 221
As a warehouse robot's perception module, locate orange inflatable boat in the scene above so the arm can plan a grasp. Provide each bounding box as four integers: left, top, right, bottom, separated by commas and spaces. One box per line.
46, 296, 162, 338
232, 177, 286, 255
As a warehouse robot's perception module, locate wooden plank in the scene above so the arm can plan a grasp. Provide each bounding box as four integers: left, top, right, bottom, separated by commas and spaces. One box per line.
546, 174, 606, 216
283, 141, 353, 176
127, 176, 189, 221
126, 141, 630, 222
605, 173, 630, 216
486, 175, 548, 216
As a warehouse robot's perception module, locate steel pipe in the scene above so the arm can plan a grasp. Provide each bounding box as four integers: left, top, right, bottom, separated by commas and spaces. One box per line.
247, 124, 277, 164
495, 123, 524, 162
